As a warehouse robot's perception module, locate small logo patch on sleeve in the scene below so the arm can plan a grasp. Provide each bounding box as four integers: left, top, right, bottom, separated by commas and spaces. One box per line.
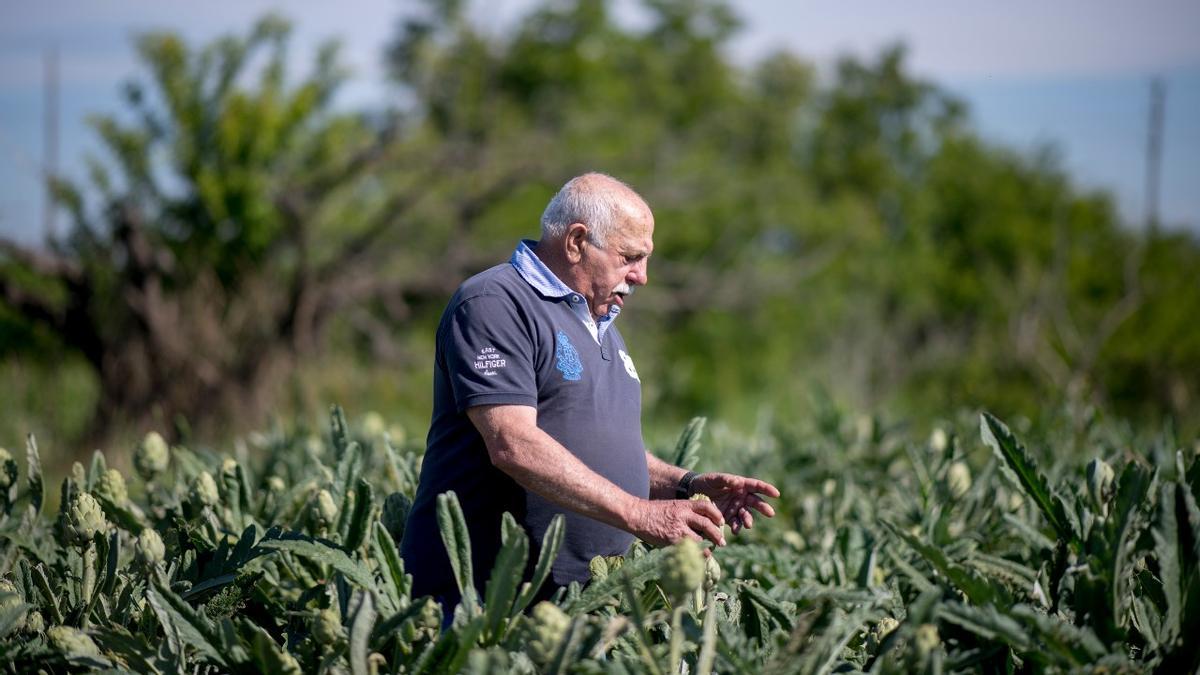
473, 346, 507, 376
555, 330, 583, 381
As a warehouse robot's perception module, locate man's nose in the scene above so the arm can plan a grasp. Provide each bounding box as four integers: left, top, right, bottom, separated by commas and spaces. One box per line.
628, 259, 648, 286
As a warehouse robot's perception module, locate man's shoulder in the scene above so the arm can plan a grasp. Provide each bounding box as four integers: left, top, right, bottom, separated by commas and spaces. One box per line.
450, 262, 526, 307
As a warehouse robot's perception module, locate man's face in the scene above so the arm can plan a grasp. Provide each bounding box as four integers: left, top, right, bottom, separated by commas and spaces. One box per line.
578, 217, 654, 320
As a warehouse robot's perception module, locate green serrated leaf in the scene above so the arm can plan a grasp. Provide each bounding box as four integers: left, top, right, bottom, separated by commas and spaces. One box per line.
564, 546, 668, 615
482, 512, 528, 644
980, 413, 1077, 544
146, 579, 230, 667
25, 434, 43, 514
436, 490, 478, 616
343, 478, 374, 553
1153, 482, 1182, 645
256, 534, 375, 589
511, 513, 564, 619
672, 417, 707, 470
348, 590, 376, 675
883, 519, 1003, 606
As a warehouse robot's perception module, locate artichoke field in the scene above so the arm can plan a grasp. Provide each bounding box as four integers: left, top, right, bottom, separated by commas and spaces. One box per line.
0, 408, 1196, 673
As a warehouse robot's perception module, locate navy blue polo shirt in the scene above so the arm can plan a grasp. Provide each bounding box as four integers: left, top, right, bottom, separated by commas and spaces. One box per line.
401, 241, 648, 603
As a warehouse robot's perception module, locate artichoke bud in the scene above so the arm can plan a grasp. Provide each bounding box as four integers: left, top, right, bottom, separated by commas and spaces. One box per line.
520, 602, 570, 666
135, 528, 166, 565
190, 471, 220, 507
946, 462, 971, 499
312, 607, 343, 645
25, 610, 44, 634
135, 431, 170, 480
914, 623, 940, 658
361, 411, 386, 439
1086, 458, 1115, 515
220, 458, 239, 482
70, 462, 87, 488
588, 555, 609, 582
929, 428, 949, 453
380, 492, 412, 542
65, 492, 107, 546
660, 538, 705, 599
417, 597, 442, 631
94, 468, 128, 505
703, 554, 722, 590
868, 616, 899, 651
0, 580, 24, 632
47, 625, 102, 657
311, 489, 338, 529
0, 447, 15, 489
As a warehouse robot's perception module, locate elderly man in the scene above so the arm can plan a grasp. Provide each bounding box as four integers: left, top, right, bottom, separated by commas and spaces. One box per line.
401, 173, 778, 608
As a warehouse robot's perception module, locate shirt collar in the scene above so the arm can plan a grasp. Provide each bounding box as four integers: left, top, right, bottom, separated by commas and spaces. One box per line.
509, 239, 622, 320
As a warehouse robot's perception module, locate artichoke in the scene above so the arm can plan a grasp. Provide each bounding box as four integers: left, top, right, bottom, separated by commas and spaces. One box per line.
660, 538, 705, 599
946, 462, 971, 499
25, 610, 44, 634
1087, 458, 1115, 517
914, 623, 940, 658
703, 553, 722, 590
0, 580, 24, 632
311, 489, 338, 529
929, 428, 949, 453
47, 625, 101, 657
518, 602, 569, 666
135, 528, 166, 565
189, 471, 220, 507
361, 411, 387, 439
94, 468, 128, 505
380, 492, 412, 542
134, 431, 170, 480
64, 492, 107, 546
312, 607, 343, 645
868, 616, 899, 651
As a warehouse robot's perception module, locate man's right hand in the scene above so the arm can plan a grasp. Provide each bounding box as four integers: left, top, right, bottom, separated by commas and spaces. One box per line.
627, 498, 727, 548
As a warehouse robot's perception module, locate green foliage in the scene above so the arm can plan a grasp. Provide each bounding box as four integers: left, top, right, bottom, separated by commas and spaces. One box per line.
0, 408, 1195, 672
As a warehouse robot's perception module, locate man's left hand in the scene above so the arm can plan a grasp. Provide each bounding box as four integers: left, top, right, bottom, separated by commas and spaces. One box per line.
691, 473, 780, 534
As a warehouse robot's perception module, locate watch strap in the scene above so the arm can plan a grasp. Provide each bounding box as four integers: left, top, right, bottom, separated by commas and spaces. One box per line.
676, 471, 699, 499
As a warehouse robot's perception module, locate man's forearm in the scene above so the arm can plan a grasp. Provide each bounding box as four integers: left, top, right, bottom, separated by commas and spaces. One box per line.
469, 406, 643, 532
645, 451, 689, 499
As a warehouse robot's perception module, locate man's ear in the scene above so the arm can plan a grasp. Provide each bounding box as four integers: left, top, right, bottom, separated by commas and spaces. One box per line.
564, 223, 588, 263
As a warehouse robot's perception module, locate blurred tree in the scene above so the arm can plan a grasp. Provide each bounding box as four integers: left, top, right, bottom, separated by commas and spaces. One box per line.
2, 0, 1197, 447
0, 15, 537, 442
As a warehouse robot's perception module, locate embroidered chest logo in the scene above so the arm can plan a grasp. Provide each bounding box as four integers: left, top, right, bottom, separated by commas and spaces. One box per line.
473, 346, 507, 376
618, 349, 640, 381
555, 330, 583, 381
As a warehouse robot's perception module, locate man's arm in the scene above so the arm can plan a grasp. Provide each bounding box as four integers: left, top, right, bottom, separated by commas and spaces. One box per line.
645, 451, 688, 499
468, 404, 727, 547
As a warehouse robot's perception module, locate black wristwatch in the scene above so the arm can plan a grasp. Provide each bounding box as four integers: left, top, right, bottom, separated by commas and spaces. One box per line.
676, 471, 699, 499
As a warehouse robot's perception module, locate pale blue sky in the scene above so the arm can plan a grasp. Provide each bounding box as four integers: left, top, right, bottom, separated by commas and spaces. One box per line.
2, 1, 1197, 244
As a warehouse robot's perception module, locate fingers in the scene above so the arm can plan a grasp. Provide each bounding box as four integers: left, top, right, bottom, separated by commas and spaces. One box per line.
689, 511, 726, 547
690, 499, 725, 527
745, 494, 776, 518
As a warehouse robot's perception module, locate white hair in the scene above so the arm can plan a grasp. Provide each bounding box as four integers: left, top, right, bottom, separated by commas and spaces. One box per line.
539, 173, 640, 248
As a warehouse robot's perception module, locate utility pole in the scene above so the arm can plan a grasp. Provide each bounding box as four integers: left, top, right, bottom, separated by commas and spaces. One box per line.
1144, 78, 1165, 233
43, 45, 60, 242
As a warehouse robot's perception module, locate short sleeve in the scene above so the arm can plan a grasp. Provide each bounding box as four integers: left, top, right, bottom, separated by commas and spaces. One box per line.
440, 293, 538, 411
